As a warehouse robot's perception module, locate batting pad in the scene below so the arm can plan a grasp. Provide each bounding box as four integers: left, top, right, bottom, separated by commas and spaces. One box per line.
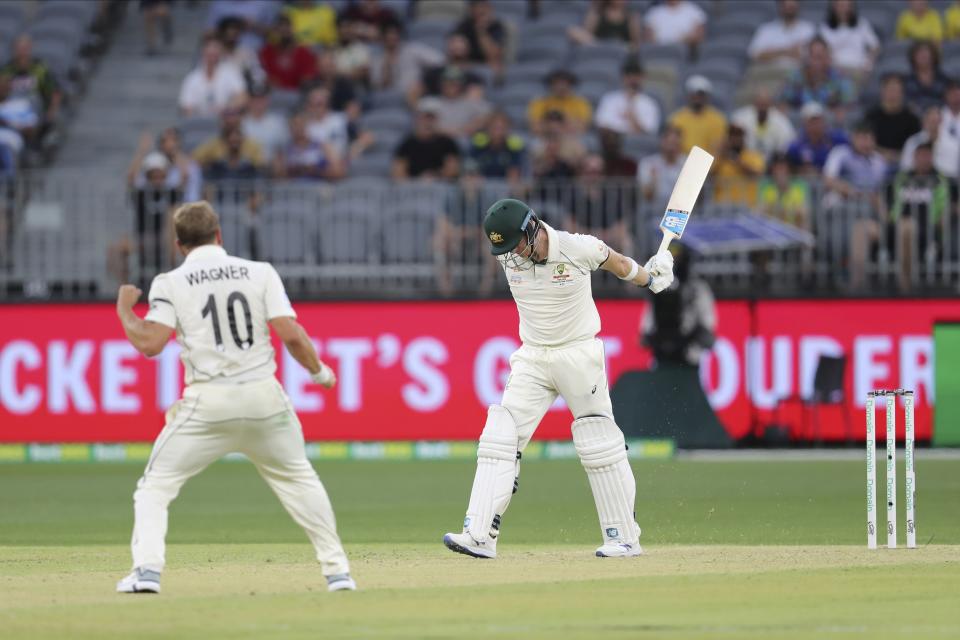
465, 405, 520, 543
572, 416, 639, 544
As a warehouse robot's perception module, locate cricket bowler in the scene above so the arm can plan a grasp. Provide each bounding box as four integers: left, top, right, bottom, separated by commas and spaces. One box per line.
114, 201, 355, 593
443, 198, 674, 558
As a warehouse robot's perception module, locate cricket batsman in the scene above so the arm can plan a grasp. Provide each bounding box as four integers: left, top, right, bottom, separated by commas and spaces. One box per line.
114, 201, 355, 593
443, 198, 674, 558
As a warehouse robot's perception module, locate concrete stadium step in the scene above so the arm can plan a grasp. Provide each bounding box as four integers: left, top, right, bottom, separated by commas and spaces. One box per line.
49, 2, 206, 171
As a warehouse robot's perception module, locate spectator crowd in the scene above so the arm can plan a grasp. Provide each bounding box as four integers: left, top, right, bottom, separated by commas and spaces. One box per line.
121, 0, 960, 294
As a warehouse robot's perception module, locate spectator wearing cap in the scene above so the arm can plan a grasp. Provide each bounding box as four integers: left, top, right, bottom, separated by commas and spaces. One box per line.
940, 82, 960, 178
731, 88, 796, 159
339, 0, 400, 44
528, 70, 592, 135
896, 0, 943, 43
242, 85, 291, 161
283, 0, 338, 47
748, 0, 816, 69
454, 0, 506, 72
111, 149, 182, 285
435, 67, 492, 139
568, 0, 642, 50
1, 35, 63, 133
669, 75, 727, 156
758, 153, 811, 230
470, 110, 526, 183
371, 22, 444, 94
786, 102, 849, 173
818, 0, 879, 78
779, 36, 855, 121
862, 74, 921, 166
642, 0, 706, 53
392, 99, 461, 180
638, 125, 687, 203
900, 106, 952, 177
259, 15, 319, 91
179, 36, 247, 117
712, 123, 766, 206
595, 58, 660, 136
904, 41, 950, 115
274, 113, 344, 181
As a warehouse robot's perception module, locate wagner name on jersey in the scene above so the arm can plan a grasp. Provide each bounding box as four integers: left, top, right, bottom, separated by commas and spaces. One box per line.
503, 222, 611, 348
144, 245, 296, 384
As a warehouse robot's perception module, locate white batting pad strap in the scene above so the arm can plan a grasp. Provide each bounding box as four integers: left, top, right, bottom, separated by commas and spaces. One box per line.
465, 405, 520, 543
572, 416, 639, 544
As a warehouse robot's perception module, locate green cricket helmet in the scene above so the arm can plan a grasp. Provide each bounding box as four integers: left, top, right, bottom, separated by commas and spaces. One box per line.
482, 198, 543, 270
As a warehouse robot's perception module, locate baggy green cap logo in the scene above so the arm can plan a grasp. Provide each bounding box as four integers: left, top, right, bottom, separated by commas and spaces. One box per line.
483, 198, 533, 256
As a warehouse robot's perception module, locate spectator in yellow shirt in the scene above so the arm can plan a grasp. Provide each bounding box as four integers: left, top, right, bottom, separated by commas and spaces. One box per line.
669, 75, 727, 155
946, 1, 960, 39
712, 123, 766, 206
757, 153, 810, 230
528, 70, 593, 135
895, 0, 943, 42
283, 0, 338, 47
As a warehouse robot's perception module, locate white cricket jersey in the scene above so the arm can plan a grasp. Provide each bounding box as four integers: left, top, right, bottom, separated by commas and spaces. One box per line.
145, 245, 296, 385
505, 223, 610, 348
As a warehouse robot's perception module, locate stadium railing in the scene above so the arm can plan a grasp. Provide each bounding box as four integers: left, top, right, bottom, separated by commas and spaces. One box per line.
0, 176, 956, 300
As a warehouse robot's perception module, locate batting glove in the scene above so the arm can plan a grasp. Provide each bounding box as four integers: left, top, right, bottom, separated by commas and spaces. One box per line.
643, 250, 675, 294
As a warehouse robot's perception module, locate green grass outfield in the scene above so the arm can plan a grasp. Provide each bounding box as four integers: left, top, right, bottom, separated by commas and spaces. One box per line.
1, 457, 958, 639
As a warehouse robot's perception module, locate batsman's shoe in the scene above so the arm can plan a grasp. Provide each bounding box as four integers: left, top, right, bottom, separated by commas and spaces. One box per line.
116, 567, 161, 593
326, 573, 357, 592
442, 531, 497, 559
595, 541, 643, 558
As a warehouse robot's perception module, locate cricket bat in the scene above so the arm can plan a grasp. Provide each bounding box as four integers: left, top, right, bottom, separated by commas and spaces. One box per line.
658, 146, 714, 254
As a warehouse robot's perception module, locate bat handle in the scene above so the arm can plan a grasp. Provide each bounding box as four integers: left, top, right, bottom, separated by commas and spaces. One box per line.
658, 232, 674, 254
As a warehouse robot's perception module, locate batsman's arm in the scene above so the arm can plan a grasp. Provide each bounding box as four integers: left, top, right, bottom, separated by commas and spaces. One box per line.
116, 285, 174, 358
600, 248, 651, 287
269, 316, 336, 388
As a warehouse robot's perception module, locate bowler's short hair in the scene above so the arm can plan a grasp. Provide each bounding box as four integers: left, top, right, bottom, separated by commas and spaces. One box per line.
173, 201, 220, 249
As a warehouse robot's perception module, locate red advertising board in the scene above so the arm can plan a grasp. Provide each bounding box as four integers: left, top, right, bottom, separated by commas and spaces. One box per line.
1, 300, 956, 443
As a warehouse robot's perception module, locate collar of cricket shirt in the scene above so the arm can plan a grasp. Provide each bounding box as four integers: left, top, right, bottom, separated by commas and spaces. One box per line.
184, 244, 228, 263
541, 222, 561, 264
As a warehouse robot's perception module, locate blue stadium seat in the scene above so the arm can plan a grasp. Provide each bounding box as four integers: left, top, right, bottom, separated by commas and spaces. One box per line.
571, 58, 620, 87
361, 108, 412, 132
271, 89, 302, 114
349, 151, 394, 178
573, 40, 629, 64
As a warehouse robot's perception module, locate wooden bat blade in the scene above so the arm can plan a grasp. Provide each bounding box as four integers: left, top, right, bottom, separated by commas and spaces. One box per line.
658, 146, 714, 253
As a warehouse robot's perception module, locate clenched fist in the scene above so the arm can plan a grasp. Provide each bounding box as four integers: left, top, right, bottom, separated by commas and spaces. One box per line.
116, 284, 143, 312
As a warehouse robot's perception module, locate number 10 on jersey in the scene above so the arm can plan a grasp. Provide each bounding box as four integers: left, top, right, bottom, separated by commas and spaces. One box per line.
201, 292, 254, 351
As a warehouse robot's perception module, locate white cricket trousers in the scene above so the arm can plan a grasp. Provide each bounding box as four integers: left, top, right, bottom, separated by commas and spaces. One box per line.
130, 376, 350, 576
502, 338, 613, 449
